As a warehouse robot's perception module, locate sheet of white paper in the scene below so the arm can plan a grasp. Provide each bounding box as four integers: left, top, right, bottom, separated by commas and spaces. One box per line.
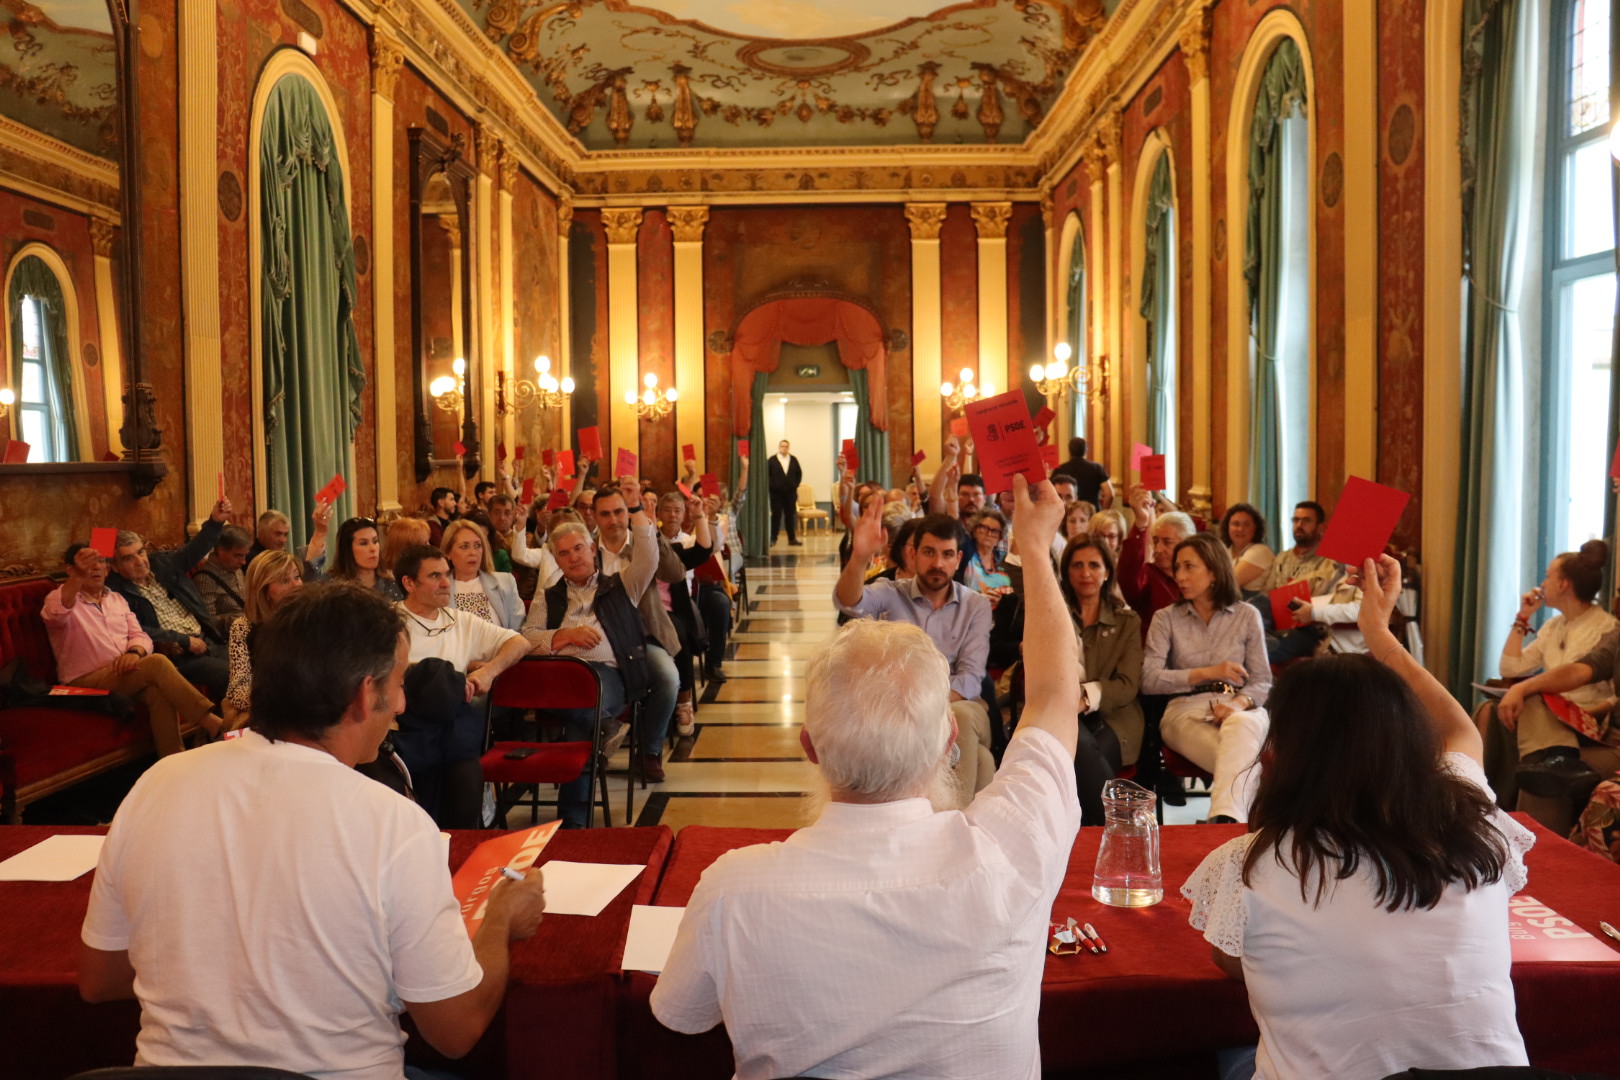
0, 835, 105, 881
623, 905, 687, 973
537, 861, 645, 917
1471, 682, 1508, 699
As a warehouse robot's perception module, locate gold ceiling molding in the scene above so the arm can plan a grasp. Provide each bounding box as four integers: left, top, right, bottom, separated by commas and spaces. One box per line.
0, 111, 120, 218
904, 203, 948, 240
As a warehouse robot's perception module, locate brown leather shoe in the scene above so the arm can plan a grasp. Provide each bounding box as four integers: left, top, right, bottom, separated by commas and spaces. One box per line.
637, 753, 666, 783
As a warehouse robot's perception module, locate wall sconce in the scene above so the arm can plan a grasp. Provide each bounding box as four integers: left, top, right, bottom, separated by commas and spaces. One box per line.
1031, 342, 1089, 399
940, 367, 994, 413
430, 358, 465, 414
625, 371, 678, 419
497, 355, 573, 417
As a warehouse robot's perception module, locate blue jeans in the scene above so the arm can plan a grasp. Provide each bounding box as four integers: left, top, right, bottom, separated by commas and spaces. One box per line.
1247, 594, 1322, 663
698, 584, 732, 668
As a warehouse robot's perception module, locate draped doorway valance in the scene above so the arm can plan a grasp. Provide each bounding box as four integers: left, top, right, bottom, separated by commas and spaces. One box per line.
730, 296, 890, 435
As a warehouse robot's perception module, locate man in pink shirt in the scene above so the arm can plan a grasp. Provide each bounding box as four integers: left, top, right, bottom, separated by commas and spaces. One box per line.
43, 543, 222, 754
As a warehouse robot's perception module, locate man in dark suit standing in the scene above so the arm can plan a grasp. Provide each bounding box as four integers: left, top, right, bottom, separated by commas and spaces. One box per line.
767, 439, 804, 547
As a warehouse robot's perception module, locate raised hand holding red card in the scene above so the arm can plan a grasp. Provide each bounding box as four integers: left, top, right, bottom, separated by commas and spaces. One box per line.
1139, 454, 1166, 491
681, 443, 696, 462
841, 438, 859, 474
90, 527, 118, 558
1268, 580, 1312, 631
557, 450, 576, 477
578, 426, 603, 461
1315, 476, 1412, 567
963, 391, 1046, 493
616, 447, 638, 478
738, 439, 750, 459
949, 416, 970, 439
520, 477, 535, 505
700, 473, 719, 495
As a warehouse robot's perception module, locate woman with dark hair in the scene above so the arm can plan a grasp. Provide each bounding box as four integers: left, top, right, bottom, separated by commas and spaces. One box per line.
1183, 555, 1533, 1080
1143, 533, 1270, 823
1219, 502, 1273, 591
324, 517, 402, 601
1058, 534, 1143, 824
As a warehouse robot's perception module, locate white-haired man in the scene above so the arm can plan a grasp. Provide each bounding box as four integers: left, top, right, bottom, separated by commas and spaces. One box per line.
1118, 484, 1199, 635
653, 475, 1081, 1080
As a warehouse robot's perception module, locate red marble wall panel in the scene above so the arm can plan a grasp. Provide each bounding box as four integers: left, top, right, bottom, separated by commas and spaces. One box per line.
1377, 0, 1425, 548
510, 170, 562, 463
0, 189, 110, 460
216, 0, 374, 520
939, 202, 979, 443
701, 205, 913, 482
636, 210, 675, 482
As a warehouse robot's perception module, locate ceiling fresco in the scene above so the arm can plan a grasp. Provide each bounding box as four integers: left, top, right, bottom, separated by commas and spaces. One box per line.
457, 0, 1116, 151
0, 0, 118, 160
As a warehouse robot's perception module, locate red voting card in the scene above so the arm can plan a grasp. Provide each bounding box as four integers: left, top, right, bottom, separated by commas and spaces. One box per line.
496, 442, 508, 463
514, 445, 526, 462
452, 440, 467, 458
1033, 405, 1055, 430
1610, 439, 1620, 480
1508, 894, 1620, 962
520, 477, 535, 505
949, 416, 970, 439
102, 450, 119, 462
738, 439, 750, 459
963, 390, 1046, 493
841, 438, 859, 473
216, 472, 225, 501
315, 473, 347, 506
557, 450, 576, 477
615, 447, 638, 478
1131, 442, 1154, 475
545, 488, 570, 510
90, 527, 118, 558
910, 449, 927, 467
1269, 580, 1312, 631
700, 473, 718, 495
540, 448, 554, 468
1316, 476, 1412, 568
578, 426, 602, 461
451, 822, 561, 938
676, 481, 694, 498
1140, 454, 1167, 491
2, 439, 30, 464
1039, 444, 1060, 471
681, 443, 696, 462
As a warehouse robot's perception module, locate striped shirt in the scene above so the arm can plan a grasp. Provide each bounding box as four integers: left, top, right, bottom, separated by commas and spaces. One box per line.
1142, 601, 1272, 706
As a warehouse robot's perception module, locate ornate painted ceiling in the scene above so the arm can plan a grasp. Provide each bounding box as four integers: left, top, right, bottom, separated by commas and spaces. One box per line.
0, 0, 118, 160
457, 0, 1116, 151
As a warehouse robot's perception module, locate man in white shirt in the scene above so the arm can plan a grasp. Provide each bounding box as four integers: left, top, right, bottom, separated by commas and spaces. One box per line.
394, 544, 534, 827
79, 584, 547, 1080
653, 474, 1082, 1080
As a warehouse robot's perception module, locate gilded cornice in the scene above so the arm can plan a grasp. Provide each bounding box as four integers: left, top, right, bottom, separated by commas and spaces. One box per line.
369, 27, 405, 102
0, 113, 120, 219
665, 205, 709, 243
904, 203, 948, 241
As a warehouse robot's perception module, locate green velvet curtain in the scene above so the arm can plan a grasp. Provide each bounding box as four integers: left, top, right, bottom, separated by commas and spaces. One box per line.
741, 372, 771, 559
1451, 0, 1537, 694
1138, 153, 1175, 479
7, 254, 78, 461
260, 73, 363, 551
1244, 38, 1307, 539
1066, 227, 1087, 436
848, 367, 891, 490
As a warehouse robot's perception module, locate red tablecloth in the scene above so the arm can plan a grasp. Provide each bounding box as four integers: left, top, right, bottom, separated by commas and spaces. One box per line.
625, 817, 1620, 1080
0, 823, 673, 1080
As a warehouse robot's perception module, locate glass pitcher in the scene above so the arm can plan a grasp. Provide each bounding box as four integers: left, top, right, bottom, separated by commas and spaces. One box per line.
1091, 779, 1163, 907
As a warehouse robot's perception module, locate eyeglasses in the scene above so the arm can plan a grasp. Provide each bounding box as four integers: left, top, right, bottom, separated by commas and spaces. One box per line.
975, 525, 1003, 538
403, 608, 454, 637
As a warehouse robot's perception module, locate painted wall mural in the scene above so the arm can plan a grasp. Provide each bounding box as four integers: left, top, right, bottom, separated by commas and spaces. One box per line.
0, 0, 118, 159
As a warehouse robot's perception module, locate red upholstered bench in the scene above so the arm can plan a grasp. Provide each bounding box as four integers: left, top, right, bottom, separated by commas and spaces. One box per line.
0, 576, 195, 823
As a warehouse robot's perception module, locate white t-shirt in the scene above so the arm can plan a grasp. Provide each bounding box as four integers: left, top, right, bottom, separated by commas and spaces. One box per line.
1230, 542, 1276, 575
1499, 604, 1618, 710
652, 727, 1081, 1080
82, 732, 482, 1080
398, 602, 521, 672
1182, 752, 1535, 1080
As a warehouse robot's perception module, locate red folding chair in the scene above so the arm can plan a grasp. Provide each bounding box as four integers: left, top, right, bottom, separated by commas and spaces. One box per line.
479, 657, 615, 828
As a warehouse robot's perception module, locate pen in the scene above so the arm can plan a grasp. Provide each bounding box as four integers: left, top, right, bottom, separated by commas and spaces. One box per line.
499, 865, 526, 883
1600, 921, 1620, 947
1083, 923, 1109, 954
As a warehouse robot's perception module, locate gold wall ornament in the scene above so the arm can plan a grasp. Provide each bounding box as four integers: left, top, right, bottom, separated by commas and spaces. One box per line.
369, 28, 405, 102
977, 67, 1004, 141
558, 197, 575, 231
89, 217, 117, 257
498, 143, 520, 190
476, 126, 503, 178
911, 61, 940, 142
671, 63, 697, 146
666, 205, 709, 242
1178, 0, 1214, 84
566, 67, 633, 136
607, 73, 633, 147
1039, 191, 1055, 228
601, 206, 643, 244
905, 203, 948, 241
971, 202, 1013, 240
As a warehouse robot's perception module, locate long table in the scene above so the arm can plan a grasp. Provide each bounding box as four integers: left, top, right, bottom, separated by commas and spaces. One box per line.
0, 824, 672, 1080
623, 817, 1620, 1080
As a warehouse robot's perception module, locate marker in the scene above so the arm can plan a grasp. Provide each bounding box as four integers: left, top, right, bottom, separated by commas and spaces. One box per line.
1601, 921, 1620, 947
499, 865, 526, 883
1083, 923, 1109, 954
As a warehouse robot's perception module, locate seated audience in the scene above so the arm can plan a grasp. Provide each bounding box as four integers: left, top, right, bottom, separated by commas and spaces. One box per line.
485, 494, 522, 575
108, 500, 234, 701
1183, 555, 1534, 1080
44, 543, 223, 750
381, 517, 431, 583
248, 509, 291, 562
473, 479, 498, 512
440, 519, 524, 630
1269, 578, 1368, 662
1143, 533, 1271, 823
1052, 435, 1114, 509
653, 475, 1081, 1080
509, 508, 568, 592
1088, 507, 1129, 561
1219, 503, 1274, 591
325, 516, 402, 601
521, 510, 666, 822
192, 524, 253, 635
78, 583, 547, 1078
427, 486, 459, 547
955, 472, 989, 531
395, 545, 533, 827
1119, 486, 1197, 640
963, 508, 1013, 604
835, 509, 995, 805
1059, 535, 1144, 824
694, 496, 735, 683
223, 550, 304, 729
1246, 501, 1342, 612
655, 488, 717, 734
873, 518, 920, 583
1063, 499, 1096, 542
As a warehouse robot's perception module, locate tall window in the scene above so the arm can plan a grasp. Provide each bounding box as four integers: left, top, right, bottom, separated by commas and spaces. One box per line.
1274, 111, 1312, 515
1141, 150, 1178, 497
1543, 0, 1615, 553
1065, 221, 1087, 436
7, 253, 78, 462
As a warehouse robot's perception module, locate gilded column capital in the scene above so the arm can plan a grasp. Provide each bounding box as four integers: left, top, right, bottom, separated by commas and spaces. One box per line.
1039, 192, 1055, 229
666, 205, 710, 242
601, 207, 643, 245
369, 29, 405, 103
1179, 1, 1214, 85
558, 197, 575, 231
89, 218, 117, 257
1085, 111, 1123, 178
970, 202, 1013, 240
475, 127, 503, 179
498, 145, 520, 191
905, 203, 948, 241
